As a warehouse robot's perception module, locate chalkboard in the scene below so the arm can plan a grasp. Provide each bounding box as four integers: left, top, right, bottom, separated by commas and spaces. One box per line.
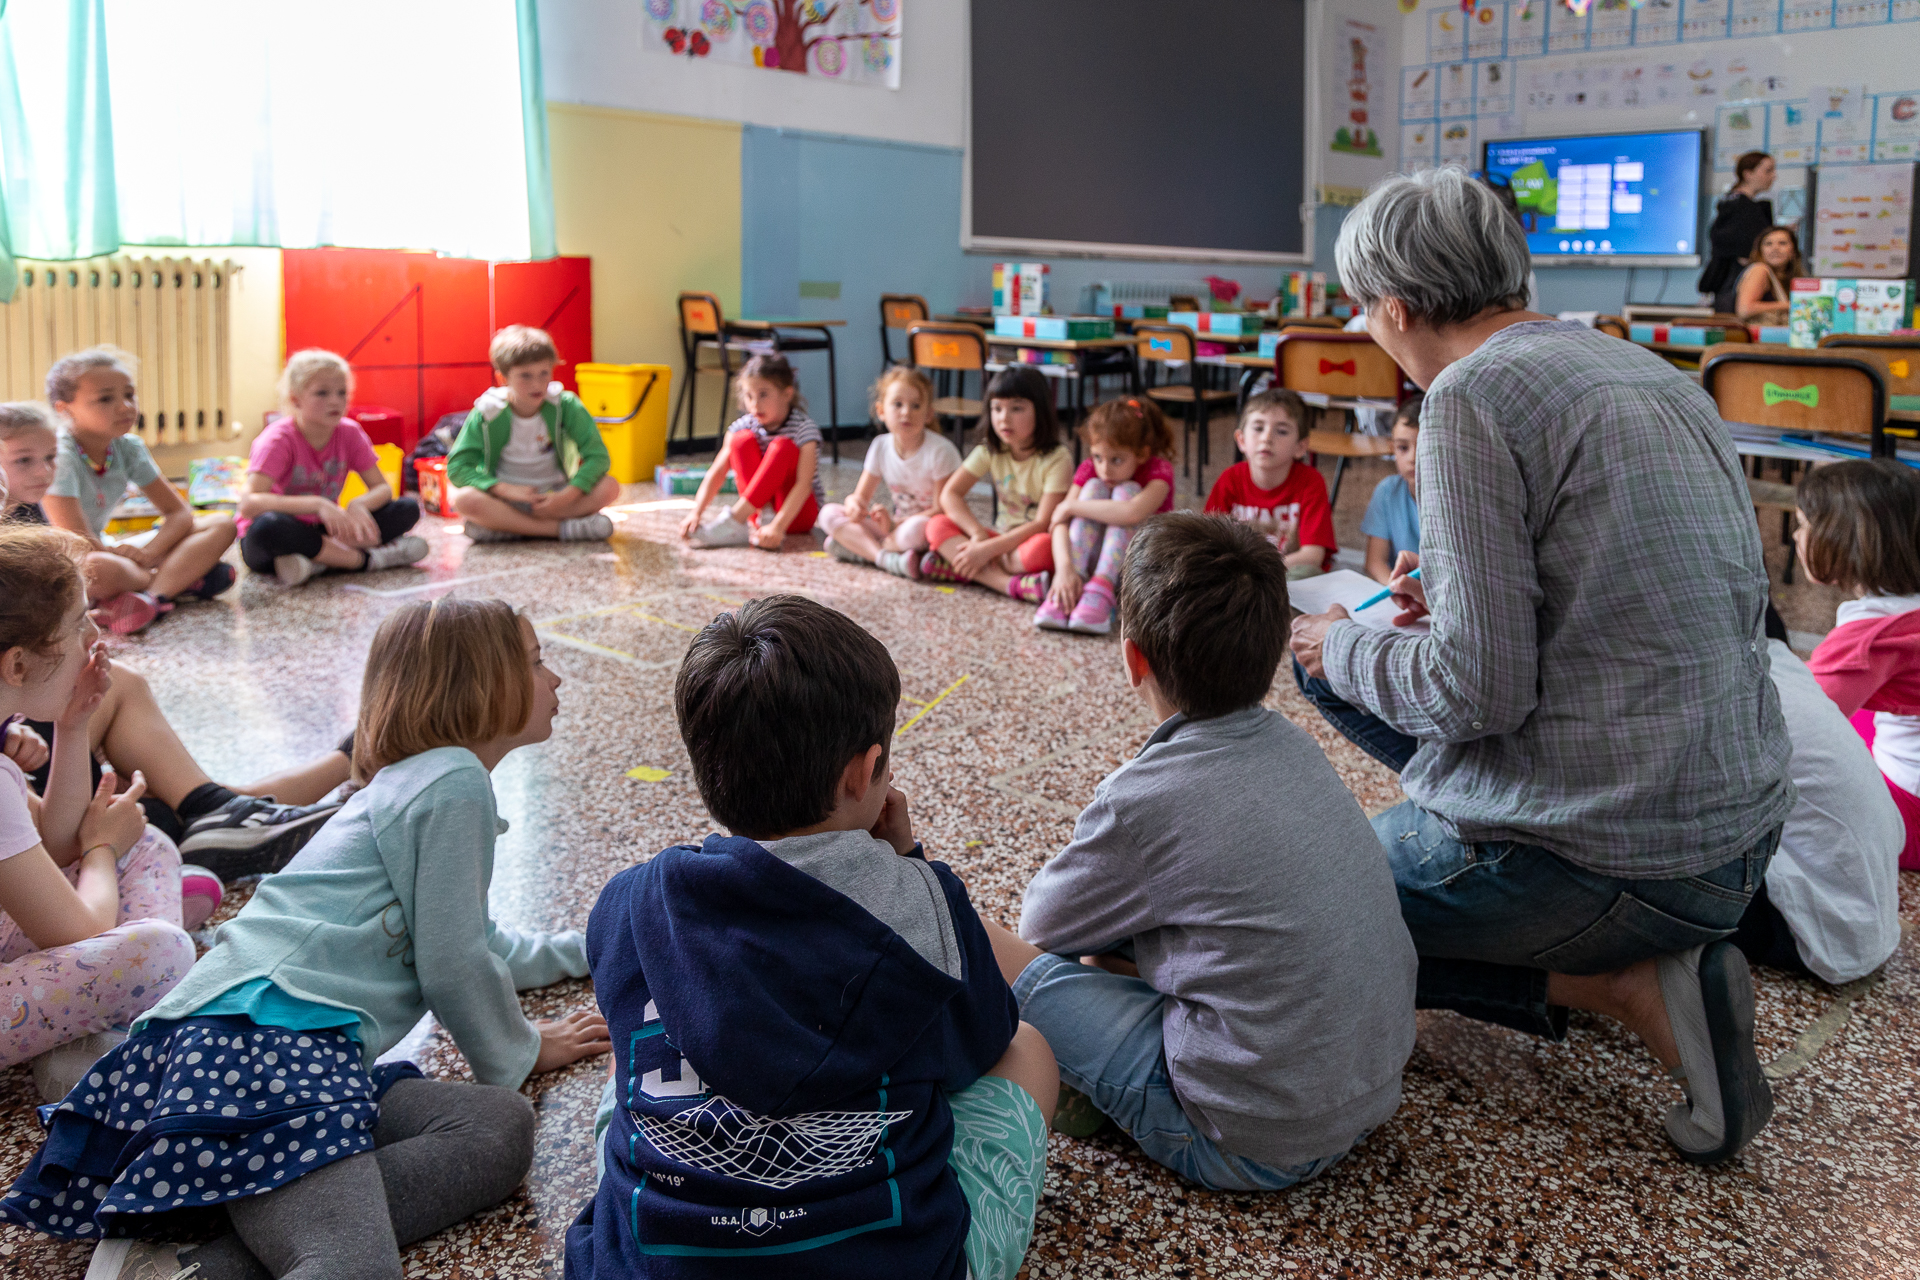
967, 0, 1308, 261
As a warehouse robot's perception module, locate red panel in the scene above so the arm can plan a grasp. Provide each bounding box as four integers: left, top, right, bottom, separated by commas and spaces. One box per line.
491, 257, 593, 391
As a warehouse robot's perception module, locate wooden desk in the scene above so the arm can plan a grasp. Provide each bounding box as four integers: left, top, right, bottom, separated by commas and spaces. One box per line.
733, 317, 847, 329
977, 332, 1139, 428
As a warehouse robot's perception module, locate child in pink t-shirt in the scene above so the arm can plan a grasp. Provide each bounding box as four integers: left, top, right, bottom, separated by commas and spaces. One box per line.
237, 351, 428, 587
1034, 399, 1176, 635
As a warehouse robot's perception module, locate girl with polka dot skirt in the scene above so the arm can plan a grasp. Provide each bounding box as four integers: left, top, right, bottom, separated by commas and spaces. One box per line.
0, 526, 196, 1100
2, 598, 612, 1280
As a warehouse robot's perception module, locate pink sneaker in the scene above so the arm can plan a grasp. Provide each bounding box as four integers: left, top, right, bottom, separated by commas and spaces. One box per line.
918, 551, 966, 584
89, 592, 165, 635
1034, 595, 1072, 630
1068, 576, 1117, 635
179, 864, 224, 932
1006, 571, 1051, 605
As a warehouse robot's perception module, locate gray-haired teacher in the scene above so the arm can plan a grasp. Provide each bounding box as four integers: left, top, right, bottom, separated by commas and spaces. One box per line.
1287, 167, 1793, 1164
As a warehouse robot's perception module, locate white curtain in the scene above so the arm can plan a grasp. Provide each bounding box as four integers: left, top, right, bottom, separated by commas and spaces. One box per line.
104, 0, 539, 260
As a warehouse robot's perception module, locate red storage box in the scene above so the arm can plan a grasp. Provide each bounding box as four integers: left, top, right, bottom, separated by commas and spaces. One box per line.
416, 456, 454, 517
348, 404, 410, 452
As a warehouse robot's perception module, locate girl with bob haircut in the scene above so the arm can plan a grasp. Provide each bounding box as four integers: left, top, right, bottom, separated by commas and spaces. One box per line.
1034, 397, 1176, 634
1798, 459, 1920, 870
7, 596, 611, 1280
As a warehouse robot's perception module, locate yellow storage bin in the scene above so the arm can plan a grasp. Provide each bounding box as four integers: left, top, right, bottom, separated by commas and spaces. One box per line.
577, 363, 672, 484
337, 443, 406, 506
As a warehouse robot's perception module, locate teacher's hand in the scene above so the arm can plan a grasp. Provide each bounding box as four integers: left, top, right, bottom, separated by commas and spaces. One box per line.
1388, 551, 1427, 626
1288, 605, 1350, 680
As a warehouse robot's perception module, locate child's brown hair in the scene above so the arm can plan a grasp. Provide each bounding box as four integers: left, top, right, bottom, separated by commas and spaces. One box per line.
489, 325, 559, 376
1392, 394, 1423, 431
870, 365, 935, 420
1797, 459, 1920, 596
352, 597, 535, 780
46, 346, 135, 407
0, 401, 58, 442
0, 525, 87, 663
736, 352, 807, 414
979, 365, 1062, 455
1240, 388, 1310, 433
1081, 397, 1174, 459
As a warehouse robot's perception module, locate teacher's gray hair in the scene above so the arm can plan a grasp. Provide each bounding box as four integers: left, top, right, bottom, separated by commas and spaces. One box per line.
1335, 167, 1533, 326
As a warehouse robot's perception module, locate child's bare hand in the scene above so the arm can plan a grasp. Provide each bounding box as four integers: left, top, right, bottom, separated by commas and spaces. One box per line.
529, 490, 570, 518
80, 766, 147, 858
678, 508, 704, 539
2, 720, 49, 773
750, 524, 785, 550
57, 641, 113, 729
870, 507, 894, 535
870, 785, 916, 856
534, 1008, 612, 1072
1048, 569, 1082, 611
949, 536, 995, 578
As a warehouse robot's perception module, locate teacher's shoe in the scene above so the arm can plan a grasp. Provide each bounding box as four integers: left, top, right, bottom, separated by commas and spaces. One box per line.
1656, 941, 1773, 1164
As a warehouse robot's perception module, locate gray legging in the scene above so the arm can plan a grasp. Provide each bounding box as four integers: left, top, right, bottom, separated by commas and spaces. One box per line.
181, 1077, 535, 1280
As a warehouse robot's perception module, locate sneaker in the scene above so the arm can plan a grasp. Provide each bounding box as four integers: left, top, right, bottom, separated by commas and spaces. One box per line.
689, 511, 752, 549
917, 551, 966, 584
1005, 571, 1051, 605
179, 864, 223, 932
32, 1029, 127, 1105
364, 535, 429, 572
1034, 595, 1072, 630
464, 522, 523, 543
558, 513, 615, 542
179, 795, 343, 880
827, 538, 867, 564
876, 549, 922, 579
90, 592, 164, 635
273, 554, 326, 587
181, 561, 236, 600
1067, 576, 1116, 635
82, 1238, 195, 1280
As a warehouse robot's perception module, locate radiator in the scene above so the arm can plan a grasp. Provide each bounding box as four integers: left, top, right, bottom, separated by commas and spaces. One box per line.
0, 256, 238, 449
1087, 279, 1211, 311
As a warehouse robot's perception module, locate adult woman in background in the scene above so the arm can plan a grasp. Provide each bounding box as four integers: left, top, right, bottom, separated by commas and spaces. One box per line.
1732, 225, 1805, 326
1700, 151, 1777, 314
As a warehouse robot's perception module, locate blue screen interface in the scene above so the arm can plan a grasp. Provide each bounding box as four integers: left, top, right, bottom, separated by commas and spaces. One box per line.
1483, 130, 1702, 258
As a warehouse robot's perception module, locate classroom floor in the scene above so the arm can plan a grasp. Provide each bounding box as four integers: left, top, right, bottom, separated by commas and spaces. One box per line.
0, 414, 1899, 1279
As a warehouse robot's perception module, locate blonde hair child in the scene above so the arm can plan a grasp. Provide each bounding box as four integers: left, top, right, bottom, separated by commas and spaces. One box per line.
5, 597, 610, 1275
41, 348, 238, 633
818, 366, 963, 577
0, 402, 60, 525
1034, 398, 1177, 634
682, 353, 828, 551
237, 349, 429, 587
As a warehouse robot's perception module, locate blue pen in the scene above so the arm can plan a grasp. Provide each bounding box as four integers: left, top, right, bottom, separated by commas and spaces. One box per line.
1354, 567, 1420, 613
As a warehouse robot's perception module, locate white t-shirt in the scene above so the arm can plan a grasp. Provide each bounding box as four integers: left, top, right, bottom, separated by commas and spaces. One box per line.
0, 750, 41, 862
1834, 593, 1920, 797
862, 431, 962, 520
1764, 640, 1905, 984
495, 410, 567, 490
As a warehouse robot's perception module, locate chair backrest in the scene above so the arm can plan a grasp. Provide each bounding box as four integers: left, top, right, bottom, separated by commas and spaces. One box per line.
1134, 322, 1197, 364
1272, 332, 1401, 399
880, 294, 930, 330
1167, 295, 1200, 313
1278, 315, 1343, 329
678, 291, 725, 336
1817, 333, 1920, 352
907, 322, 987, 372
1593, 315, 1630, 339
1821, 344, 1920, 397
1700, 344, 1887, 448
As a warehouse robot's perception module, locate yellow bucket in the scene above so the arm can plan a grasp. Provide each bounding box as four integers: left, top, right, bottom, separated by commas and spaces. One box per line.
577, 363, 672, 484
337, 443, 406, 506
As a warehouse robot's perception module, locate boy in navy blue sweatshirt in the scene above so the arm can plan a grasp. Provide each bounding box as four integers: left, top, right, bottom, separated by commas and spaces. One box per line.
566, 595, 1058, 1280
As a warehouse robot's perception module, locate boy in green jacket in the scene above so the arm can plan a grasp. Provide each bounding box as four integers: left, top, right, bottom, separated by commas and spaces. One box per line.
448, 325, 621, 542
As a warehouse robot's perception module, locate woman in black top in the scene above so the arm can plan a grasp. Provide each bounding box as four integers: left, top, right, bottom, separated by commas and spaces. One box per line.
1699, 151, 1777, 313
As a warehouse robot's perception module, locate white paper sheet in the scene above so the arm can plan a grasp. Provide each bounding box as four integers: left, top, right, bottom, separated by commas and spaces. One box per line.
1288, 568, 1432, 634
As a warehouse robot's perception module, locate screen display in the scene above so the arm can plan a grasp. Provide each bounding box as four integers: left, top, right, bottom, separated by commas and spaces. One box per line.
1482, 130, 1703, 261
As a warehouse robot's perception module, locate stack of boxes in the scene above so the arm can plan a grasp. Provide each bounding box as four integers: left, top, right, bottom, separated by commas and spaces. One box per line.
992, 263, 1049, 316
1788, 278, 1915, 347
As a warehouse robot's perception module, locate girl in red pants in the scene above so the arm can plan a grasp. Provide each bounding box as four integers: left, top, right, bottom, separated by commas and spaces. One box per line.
681, 354, 826, 551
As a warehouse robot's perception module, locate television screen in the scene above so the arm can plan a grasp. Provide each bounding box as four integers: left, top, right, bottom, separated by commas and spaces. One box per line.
1481, 129, 1704, 266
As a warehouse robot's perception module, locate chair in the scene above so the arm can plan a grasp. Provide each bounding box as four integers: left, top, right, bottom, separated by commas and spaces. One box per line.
671, 292, 771, 449
879, 294, 930, 373
1134, 322, 1239, 495
1167, 294, 1200, 314
1271, 331, 1404, 507
907, 322, 990, 442
1818, 335, 1920, 399
1701, 344, 1890, 582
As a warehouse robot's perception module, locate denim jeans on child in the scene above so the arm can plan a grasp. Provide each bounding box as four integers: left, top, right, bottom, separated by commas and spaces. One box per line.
1293, 657, 1778, 1039
1010, 953, 1364, 1193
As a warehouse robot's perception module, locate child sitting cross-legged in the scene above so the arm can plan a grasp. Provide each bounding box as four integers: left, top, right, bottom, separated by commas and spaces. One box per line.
449, 325, 620, 544
995, 514, 1417, 1191
238, 350, 429, 587
569, 595, 1058, 1280
818, 365, 962, 577
1203, 389, 1336, 581
5, 597, 610, 1280
1361, 395, 1423, 586
681, 353, 829, 551
1033, 397, 1175, 635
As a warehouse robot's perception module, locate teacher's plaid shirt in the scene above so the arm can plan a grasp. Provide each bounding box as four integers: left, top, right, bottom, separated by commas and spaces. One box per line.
1323, 321, 1794, 878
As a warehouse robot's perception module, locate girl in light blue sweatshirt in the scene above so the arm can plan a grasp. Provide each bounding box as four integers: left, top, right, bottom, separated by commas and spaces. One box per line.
2, 597, 611, 1280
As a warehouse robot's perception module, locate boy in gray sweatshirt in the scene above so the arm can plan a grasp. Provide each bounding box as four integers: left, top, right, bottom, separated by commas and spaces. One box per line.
988, 513, 1418, 1191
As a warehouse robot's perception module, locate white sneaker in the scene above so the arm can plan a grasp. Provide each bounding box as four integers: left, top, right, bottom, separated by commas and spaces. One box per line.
463, 522, 523, 543
272, 553, 325, 587
827, 538, 867, 564
689, 511, 752, 549
83, 1238, 197, 1280
364, 535, 429, 571
557, 514, 614, 542
32, 1029, 128, 1104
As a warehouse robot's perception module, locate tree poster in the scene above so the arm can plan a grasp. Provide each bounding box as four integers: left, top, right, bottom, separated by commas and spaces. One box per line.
1331, 18, 1385, 158
642, 0, 903, 88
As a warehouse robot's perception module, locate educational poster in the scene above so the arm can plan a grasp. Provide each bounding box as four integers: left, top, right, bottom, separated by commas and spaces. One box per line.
1468, 2, 1507, 58
1403, 64, 1438, 118
1681, 0, 1731, 41
1439, 117, 1478, 167
1477, 60, 1516, 114
1402, 120, 1439, 170
1590, 0, 1636, 49
1331, 18, 1386, 157
1896, 0, 1920, 18
1770, 99, 1814, 166
1783, 0, 1837, 30
1430, 6, 1468, 59
1875, 91, 1920, 161
1730, 0, 1781, 38
1818, 84, 1872, 163
1548, 6, 1591, 51
1774, 166, 1810, 222
1508, 0, 1551, 54
1836, 0, 1892, 21
1440, 61, 1476, 115
1715, 101, 1765, 169
1635, 0, 1682, 44
1811, 163, 1914, 276
641, 0, 903, 87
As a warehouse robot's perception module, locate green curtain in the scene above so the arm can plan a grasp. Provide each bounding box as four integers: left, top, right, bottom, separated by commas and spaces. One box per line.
0, 0, 118, 302
517, 0, 557, 261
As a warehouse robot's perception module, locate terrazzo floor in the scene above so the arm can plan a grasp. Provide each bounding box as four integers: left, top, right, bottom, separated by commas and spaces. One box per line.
0, 417, 1904, 1280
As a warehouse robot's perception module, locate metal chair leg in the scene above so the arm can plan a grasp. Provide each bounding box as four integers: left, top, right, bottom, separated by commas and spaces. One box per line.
1329, 455, 1348, 509
825, 332, 839, 463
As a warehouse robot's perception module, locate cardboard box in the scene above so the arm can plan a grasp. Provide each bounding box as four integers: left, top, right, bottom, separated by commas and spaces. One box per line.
1790, 278, 1917, 347
991, 262, 1049, 316
1755, 325, 1792, 345
1258, 332, 1282, 358
1166, 312, 1264, 335
654, 465, 736, 497
1094, 304, 1170, 319
993, 315, 1114, 341
1628, 323, 1727, 346
1281, 271, 1327, 318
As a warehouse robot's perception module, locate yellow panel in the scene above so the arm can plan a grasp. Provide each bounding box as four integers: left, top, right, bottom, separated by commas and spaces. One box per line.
547, 104, 743, 380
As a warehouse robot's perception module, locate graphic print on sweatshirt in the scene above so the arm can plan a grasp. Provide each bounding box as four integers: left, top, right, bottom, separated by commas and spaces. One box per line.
628, 999, 913, 1194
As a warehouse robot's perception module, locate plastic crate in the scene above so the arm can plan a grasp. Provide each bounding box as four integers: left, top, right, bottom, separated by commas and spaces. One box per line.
416, 456, 455, 517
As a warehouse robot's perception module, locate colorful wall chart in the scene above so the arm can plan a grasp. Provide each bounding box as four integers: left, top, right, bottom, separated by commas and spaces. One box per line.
642, 0, 903, 88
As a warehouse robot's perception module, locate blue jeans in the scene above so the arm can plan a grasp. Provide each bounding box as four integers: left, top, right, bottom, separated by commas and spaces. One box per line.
1011, 953, 1365, 1192
1294, 658, 1777, 1039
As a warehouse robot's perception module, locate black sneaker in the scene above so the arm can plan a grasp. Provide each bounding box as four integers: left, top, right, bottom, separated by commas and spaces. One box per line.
182, 561, 237, 600
178, 796, 343, 879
